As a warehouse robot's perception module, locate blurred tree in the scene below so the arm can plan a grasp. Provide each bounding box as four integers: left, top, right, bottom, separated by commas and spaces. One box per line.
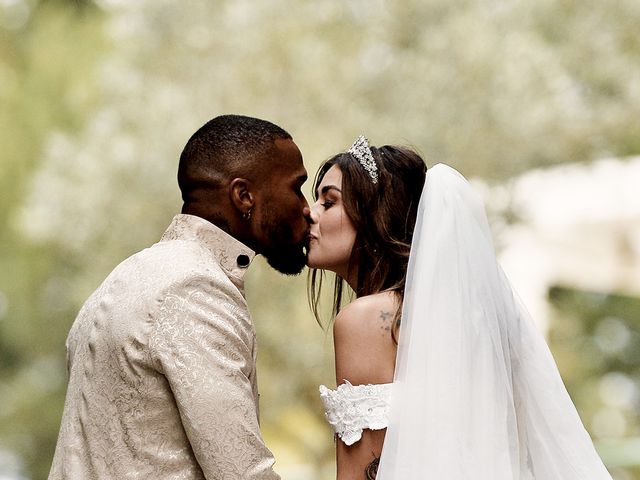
2, 0, 640, 478
0, 1, 106, 478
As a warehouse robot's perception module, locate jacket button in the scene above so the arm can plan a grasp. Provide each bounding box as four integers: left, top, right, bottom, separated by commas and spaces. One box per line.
237, 254, 250, 268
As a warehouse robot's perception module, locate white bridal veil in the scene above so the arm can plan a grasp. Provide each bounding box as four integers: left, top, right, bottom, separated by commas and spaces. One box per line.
376, 164, 612, 479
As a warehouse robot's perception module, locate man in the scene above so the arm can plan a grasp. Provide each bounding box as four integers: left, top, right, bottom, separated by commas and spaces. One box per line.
49, 115, 310, 479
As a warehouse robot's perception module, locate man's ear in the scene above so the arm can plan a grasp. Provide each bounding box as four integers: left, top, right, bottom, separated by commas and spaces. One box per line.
229, 178, 255, 215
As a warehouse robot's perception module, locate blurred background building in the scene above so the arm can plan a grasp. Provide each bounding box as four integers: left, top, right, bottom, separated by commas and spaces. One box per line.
1, 0, 639, 478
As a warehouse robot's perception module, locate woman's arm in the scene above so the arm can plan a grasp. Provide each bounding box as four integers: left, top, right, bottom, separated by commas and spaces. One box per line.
333, 292, 398, 480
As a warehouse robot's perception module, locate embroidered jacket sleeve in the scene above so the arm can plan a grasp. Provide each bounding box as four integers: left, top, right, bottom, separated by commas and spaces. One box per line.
150, 275, 279, 480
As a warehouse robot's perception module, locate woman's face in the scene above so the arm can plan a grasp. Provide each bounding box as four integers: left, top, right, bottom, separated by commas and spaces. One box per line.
307, 165, 357, 278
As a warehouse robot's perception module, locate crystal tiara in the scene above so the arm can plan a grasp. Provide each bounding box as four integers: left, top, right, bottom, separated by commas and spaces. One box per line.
347, 135, 378, 184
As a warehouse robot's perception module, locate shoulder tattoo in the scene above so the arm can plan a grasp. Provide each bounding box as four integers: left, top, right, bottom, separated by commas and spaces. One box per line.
379, 310, 391, 332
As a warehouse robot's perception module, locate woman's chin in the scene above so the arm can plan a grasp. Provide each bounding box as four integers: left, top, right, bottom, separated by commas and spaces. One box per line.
305, 249, 320, 269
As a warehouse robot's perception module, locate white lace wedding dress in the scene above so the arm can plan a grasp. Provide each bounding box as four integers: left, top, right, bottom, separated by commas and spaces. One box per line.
319, 381, 392, 446
318, 165, 612, 479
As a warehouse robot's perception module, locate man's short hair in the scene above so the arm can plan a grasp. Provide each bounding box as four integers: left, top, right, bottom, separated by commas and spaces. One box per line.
178, 114, 292, 203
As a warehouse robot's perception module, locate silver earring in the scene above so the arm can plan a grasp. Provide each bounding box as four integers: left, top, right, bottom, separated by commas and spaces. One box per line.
243, 209, 252, 220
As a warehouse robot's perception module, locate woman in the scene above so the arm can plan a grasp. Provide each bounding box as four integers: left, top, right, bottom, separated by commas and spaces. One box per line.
307, 136, 612, 479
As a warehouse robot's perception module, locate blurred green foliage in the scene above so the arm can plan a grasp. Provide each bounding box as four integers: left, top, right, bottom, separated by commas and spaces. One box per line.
1, 2, 106, 478
1, 0, 639, 478
549, 287, 640, 479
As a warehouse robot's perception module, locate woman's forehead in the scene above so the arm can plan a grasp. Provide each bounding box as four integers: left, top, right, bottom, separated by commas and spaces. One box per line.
318, 165, 343, 190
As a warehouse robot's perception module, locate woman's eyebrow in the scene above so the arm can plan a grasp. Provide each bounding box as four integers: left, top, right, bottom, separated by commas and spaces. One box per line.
317, 185, 342, 196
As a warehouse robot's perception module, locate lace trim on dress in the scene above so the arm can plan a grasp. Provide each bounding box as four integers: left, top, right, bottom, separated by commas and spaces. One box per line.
319, 380, 393, 446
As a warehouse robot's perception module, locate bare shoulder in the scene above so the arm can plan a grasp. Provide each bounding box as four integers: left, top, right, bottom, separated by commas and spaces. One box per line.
333, 292, 398, 386
334, 291, 398, 335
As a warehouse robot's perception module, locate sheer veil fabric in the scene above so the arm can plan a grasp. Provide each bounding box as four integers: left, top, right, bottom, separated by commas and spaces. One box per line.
376, 164, 612, 479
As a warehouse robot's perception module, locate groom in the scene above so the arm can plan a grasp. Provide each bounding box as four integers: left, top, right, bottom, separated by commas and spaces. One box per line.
49, 115, 310, 479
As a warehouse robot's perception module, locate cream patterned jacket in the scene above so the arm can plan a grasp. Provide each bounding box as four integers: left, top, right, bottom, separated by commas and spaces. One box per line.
49, 214, 279, 479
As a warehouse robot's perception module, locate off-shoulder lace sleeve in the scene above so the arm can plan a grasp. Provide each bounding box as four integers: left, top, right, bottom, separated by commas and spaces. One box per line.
319, 381, 393, 446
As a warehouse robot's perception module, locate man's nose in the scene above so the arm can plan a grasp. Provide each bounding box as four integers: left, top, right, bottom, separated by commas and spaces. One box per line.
304, 205, 318, 224
303, 206, 313, 224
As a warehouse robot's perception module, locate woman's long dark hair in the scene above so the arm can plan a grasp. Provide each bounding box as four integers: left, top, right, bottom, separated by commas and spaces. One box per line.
308, 143, 427, 341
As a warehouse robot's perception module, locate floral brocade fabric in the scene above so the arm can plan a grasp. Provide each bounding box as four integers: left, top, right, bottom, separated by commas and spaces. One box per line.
319, 381, 393, 446
49, 214, 280, 480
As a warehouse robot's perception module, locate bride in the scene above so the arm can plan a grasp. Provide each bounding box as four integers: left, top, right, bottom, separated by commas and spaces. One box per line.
306, 136, 613, 479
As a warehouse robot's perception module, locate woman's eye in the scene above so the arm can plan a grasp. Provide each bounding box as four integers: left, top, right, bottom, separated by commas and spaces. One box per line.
321, 201, 334, 209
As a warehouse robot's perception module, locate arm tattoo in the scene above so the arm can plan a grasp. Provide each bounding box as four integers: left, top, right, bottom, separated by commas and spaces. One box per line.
365, 457, 380, 479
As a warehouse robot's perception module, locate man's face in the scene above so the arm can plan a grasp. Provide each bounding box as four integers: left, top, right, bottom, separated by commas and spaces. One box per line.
252, 138, 310, 275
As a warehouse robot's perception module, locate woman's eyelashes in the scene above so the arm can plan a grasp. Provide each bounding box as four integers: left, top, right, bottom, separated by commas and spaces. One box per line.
314, 192, 337, 210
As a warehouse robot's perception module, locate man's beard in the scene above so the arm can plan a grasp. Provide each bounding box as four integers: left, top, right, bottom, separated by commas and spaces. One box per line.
264, 242, 308, 275
260, 219, 308, 275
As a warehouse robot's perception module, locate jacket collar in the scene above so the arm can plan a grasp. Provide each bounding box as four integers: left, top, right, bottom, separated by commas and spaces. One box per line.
160, 214, 255, 281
